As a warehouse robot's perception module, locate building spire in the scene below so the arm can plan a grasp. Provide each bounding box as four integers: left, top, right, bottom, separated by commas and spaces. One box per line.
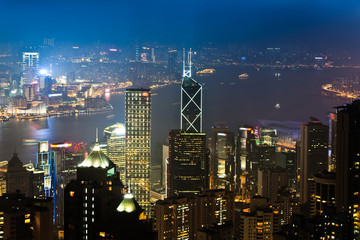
96, 128, 99, 143
182, 48, 192, 78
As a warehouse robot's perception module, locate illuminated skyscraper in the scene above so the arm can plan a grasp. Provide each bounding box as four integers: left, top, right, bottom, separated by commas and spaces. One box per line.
210, 123, 235, 190
299, 121, 328, 204
167, 130, 208, 197
37, 141, 56, 198
104, 123, 126, 183
125, 89, 151, 217
21, 52, 39, 86
181, 49, 202, 133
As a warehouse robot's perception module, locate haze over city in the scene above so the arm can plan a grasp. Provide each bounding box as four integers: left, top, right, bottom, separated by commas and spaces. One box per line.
0, 1, 360, 240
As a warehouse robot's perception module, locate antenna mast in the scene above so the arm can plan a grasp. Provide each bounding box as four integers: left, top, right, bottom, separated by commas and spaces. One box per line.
182, 48, 192, 78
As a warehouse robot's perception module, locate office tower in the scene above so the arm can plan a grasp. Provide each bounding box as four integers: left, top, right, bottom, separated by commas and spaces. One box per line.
151, 48, 155, 62
210, 123, 235, 190
125, 88, 151, 217
6, 153, 32, 197
181, 49, 202, 133
168, 50, 177, 74
39, 76, 53, 95
155, 189, 235, 240
334, 100, 360, 239
21, 52, 39, 86
299, 121, 329, 204
64, 142, 123, 239
274, 187, 299, 225
259, 128, 278, 146
23, 84, 35, 101
310, 171, 336, 217
162, 144, 169, 195
239, 195, 281, 240
103, 123, 126, 183
0, 194, 53, 240
6, 153, 45, 199
167, 130, 208, 197
257, 167, 288, 203
235, 126, 256, 197
252, 144, 276, 172
37, 141, 56, 198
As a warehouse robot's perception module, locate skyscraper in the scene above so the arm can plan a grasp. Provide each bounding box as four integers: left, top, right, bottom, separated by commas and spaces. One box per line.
65, 142, 123, 240
334, 100, 360, 239
168, 50, 177, 75
103, 123, 126, 183
167, 130, 208, 197
210, 123, 235, 190
21, 52, 39, 86
299, 121, 329, 204
37, 141, 56, 198
181, 49, 202, 133
125, 88, 151, 217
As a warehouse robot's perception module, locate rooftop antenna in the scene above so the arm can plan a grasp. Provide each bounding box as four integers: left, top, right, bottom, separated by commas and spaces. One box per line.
95, 127, 99, 143
182, 48, 192, 78
93, 128, 100, 151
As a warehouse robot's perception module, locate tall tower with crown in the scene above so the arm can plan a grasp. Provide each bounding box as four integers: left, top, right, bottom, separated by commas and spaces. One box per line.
181, 49, 203, 133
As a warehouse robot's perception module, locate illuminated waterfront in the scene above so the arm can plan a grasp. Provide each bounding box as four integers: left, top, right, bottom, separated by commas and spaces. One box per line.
0, 67, 356, 162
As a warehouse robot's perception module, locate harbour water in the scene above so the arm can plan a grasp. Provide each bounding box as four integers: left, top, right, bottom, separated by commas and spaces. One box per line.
0, 67, 356, 163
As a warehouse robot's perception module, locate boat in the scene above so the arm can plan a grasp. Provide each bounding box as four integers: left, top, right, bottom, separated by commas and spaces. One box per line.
275, 103, 281, 109
238, 73, 249, 79
196, 69, 216, 75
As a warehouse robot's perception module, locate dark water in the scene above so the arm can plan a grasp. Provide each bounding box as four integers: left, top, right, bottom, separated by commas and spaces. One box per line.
0, 67, 356, 163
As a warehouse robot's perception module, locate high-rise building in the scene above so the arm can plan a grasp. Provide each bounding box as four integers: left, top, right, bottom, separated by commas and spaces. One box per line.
21, 52, 39, 86
125, 88, 151, 217
65, 142, 123, 240
257, 167, 288, 204
37, 141, 56, 198
259, 128, 278, 146
334, 100, 360, 239
103, 123, 126, 183
0, 194, 53, 240
167, 130, 208, 197
155, 189, 235, 240
239, 195, 281, 240
23, 84, 36, 101
299, 121, 329, 204
310, 171, 336, 217
210, 123, 235, 190
168, 50, 177, 75
6, 153, 32, 197
181, 49, 202, 133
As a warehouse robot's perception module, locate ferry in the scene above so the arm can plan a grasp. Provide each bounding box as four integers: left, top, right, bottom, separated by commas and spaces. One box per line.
238, 73, 249, 79
196, 68, 216, 75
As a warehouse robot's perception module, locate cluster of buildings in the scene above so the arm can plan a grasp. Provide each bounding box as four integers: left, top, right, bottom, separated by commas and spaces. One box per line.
2, 49, 360, 240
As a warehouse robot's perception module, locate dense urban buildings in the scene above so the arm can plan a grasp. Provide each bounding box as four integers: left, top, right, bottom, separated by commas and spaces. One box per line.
125, 88, 151, 217
155, 189, 235, 240
299, 121, 329, 204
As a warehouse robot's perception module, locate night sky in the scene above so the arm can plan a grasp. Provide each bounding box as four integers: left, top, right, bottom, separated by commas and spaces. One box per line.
1, 0, 360, 48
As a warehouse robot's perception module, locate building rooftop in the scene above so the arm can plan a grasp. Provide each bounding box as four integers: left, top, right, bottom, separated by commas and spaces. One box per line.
78, 144, 112, 168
